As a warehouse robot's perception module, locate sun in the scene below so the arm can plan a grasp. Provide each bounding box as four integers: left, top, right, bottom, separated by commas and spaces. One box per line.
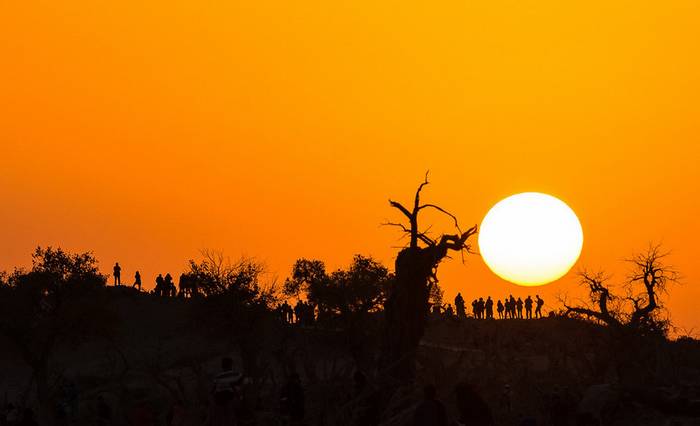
478, 192, 583, 286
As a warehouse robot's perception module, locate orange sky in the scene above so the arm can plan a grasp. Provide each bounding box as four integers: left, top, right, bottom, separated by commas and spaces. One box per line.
1, 1, 699, 333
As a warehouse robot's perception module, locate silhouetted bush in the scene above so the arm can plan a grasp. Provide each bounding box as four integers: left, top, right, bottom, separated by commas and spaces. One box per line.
284, 255, 393, 319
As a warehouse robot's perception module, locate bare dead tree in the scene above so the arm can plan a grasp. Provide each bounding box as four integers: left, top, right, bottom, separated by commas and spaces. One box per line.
381, 172, 477, 380
564, 244, 679, 335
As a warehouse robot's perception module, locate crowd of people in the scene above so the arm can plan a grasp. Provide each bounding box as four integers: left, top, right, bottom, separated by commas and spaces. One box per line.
113, 261, 549, 324
276, 300, 316, 326
111, 263, 199, 299
437, 293, 546, 320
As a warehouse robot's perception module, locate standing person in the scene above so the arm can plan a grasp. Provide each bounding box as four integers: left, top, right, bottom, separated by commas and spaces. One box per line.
455, 293, 466, 319
133, 271, 142, 291
496, 300, 504, 319
164, 273, 175, 297
485, 297, 494, 319
113, 262, 122, 286
516, 298, 524, 319
155, 274, 164, 297
477, 298, 485, 319
535, 295, 545, 318
413, 385, 448, 426
509, 295, 516, 318
205, 357, 243, 426
471, 300, 478, 318
525, 296, 534, 319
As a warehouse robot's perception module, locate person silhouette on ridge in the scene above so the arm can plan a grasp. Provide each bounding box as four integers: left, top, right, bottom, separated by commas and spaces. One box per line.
497, 299, 504, 319
535, 295, 545, 318
455, 293, 466, 319
164, 273, 175, 297
445, 304, 454, 319
485, 296, 494, 319
155, 274, 164, 297
525, 296, 534, 319
133, 270, 142, 291
516, 297, 524, 319
113, 262, 122, 286
477, 297, 485, 319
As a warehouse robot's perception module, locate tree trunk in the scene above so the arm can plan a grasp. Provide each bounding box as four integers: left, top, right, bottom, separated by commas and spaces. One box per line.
382, 246, 442, 380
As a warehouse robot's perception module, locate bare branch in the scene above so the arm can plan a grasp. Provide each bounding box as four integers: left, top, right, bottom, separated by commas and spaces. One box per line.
413, 171, 430, 212
418, 204, 462, 234
388, 200, 412, 220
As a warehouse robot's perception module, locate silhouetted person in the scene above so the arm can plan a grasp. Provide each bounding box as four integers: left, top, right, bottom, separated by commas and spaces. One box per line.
153, 274, 164, 296
455, 293, 466, 319
285, 302, 293, 323
497, 300, 504, 319
164, 273, 175, 297
477, 297, 485, 319
455, 382, 494, 426
525, 296, 533, 319
206, 357, 243, 426
535, 295, 544, 318
471, 299, 478, 318
294, 301, 303, 324
413, 385, 447, 426
133, 271, 142, 291
485, 297, 494, 319
280, 373, 304, 424
516, 298, 524, 319
113, 262, 122, 286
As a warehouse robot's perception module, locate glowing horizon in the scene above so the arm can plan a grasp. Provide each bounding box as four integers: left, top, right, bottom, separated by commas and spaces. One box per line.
1, 0, 699, 334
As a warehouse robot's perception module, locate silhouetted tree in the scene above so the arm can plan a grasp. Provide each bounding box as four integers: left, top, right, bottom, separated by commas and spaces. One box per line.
564, 244, 678, 336
186, 249, 272, 299
382, 173, 477, 379
0, 247, 116, 425
284, 255, 393, 319
187, 250, 278, 379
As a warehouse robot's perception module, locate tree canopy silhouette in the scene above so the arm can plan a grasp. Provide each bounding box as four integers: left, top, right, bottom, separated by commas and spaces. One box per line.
382, 173, 477, 379
0, 247, 116, 425
284, 255, 393, 320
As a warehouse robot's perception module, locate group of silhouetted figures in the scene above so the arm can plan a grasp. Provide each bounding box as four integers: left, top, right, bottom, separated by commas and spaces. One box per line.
435, 293, 546, 320
111, 262, 199, 299
276, 300, 316, 326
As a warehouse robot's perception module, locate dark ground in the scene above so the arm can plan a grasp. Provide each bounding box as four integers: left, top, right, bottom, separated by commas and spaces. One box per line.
2, 288, 700, 426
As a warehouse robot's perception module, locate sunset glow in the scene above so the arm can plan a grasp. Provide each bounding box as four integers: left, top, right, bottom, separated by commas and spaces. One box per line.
1, 0, 699, 332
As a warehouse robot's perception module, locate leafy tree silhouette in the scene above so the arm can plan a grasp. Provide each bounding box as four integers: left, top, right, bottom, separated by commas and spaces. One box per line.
284, 255, 393, 320
0, 247, 116, 425
382, 173, 477, 380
